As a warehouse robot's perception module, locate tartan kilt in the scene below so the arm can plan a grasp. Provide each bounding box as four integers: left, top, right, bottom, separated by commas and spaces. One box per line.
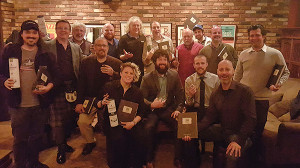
49, 91, 75, 128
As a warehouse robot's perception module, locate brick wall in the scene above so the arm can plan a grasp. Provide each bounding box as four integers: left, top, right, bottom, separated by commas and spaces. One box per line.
2, 0, 290, 53
1, 0, 16, 43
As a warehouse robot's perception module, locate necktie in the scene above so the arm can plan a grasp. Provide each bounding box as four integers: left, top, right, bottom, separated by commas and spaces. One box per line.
200, 76, 205, 113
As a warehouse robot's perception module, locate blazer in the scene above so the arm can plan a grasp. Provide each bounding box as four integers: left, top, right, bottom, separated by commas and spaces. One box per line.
140, 69, 184, 112
44, 39, 83, 79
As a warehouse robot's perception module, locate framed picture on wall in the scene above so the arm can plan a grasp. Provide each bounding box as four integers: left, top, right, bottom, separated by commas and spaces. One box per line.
220, 25, 236, 48
85, 24, 105, 43
120, 22, 172, 39
176, 25, 184, 46
45, 22, 56, 39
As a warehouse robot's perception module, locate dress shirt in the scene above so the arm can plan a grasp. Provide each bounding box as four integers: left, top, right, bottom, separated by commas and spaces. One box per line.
185, 71, 219, 107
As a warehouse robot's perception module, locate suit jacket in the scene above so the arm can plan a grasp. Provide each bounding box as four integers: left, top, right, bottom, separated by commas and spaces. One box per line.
44, 39, 83, 79
140, 69, 184, 112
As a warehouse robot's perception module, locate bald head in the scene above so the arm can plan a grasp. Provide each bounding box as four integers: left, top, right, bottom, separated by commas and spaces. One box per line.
211, 26, 222, 44
217, 60, 234, 87
182, 28, 194, 46
102, 23, 115, 41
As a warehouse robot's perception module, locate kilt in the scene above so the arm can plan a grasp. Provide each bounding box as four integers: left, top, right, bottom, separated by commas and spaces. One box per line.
49, 91, 74, 128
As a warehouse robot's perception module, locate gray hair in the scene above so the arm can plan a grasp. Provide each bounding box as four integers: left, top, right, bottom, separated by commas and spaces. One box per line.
72, 22, 86, 31
125, 16, 144, 35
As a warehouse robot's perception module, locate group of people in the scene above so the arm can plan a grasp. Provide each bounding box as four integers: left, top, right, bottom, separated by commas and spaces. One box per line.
0, 14, 290, 168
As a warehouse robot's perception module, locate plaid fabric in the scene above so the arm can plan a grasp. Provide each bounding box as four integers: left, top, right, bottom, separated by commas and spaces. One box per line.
49, 91, 74, 127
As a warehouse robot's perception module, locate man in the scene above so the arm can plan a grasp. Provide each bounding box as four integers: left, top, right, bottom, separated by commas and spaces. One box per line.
181, 55, 219, 167
143, 21, 174, 74
75, 37, 122, 156
185, 55, 219, 114
140, 49, 184, 167
44, 20, 83, 164
199, 26, 238, 74
0, 20, 56, 168
69, 22, 92, 57
102, 23, 119, 58
234, 24, 290, 167
177, 28, 203, 86
193, 24, 212, 46
184, 60, 256, 168
118, 16, 146, 86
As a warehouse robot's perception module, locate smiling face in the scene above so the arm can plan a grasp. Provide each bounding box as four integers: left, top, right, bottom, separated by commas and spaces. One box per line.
193, 29, 204, 41
211, 27, 222, 43
249, 28, 265, 50
103, 24, 115, 41
151, 22, 161, 37
72, 25, 85, 42
217, 60, 234, 85
182, 29, 194, 46
129, 20, 141, 36
193, 56, 208, 76
120, 66, 135, 84
56, 22, 71, 40
21, 29, 39, 47
94, 38, 109, 58
155, 55, 169, 74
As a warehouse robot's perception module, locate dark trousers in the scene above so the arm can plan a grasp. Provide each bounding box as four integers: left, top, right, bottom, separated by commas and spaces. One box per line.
247, 100, 269, 168
199, 124, 251, 168
144, 107, 179, 163
106, 123, 145, 168
179, 107, 207, 168
9, 106, 48, 168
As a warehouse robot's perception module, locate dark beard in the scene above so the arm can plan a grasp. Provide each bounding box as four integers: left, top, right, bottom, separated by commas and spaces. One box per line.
155, 64, 168, 74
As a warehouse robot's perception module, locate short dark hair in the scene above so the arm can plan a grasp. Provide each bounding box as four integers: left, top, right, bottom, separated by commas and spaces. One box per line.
55, 20, 71, 30
152, 49, 169, 63
248, 24, 267, 36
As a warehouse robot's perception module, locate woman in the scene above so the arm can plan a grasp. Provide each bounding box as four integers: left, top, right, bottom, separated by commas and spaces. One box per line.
97, 62, 146, 168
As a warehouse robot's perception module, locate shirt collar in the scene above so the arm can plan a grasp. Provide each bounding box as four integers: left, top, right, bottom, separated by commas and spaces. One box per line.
218, 80, 237, 91
249, 44, 267, 53
196, 72, 208, 79
155, 70, 167, 77
127, 33, 139, 39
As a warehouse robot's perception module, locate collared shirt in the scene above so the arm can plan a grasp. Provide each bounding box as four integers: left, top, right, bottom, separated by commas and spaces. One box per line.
196, 36, 212, 46
56, 40, 76, 81
199, 42, 237, 75
185, 71, 219, 107
117, 33, 146, 81
157, 71, 167, 100
107, 38, 119, 58
143, 35, 174, 74
69, 37, 91, 56
234, 44, 290, 99
198, 81, 256, 146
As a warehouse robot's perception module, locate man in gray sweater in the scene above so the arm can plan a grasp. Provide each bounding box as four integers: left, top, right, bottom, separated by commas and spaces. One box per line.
234, 24, 290, 167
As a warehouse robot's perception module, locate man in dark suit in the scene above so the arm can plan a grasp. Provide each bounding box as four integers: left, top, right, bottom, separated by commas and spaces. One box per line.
140, 49, 184, 168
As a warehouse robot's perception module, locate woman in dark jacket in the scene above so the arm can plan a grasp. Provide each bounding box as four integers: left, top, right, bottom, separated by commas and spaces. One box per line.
97, 62, 146, 168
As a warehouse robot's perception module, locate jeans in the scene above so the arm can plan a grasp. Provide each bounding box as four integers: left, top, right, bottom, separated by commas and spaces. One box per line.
9, 106, 48, 168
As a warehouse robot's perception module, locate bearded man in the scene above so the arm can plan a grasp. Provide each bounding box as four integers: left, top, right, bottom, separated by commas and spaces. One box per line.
140, 49, 184, 168
102, 23, 119, 58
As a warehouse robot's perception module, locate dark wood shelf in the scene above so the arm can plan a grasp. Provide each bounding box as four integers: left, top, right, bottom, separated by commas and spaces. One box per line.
280, 27, 300, 78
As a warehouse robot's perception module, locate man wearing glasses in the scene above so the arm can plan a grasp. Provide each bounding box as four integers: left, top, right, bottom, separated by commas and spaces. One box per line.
44, 20, 83, 164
